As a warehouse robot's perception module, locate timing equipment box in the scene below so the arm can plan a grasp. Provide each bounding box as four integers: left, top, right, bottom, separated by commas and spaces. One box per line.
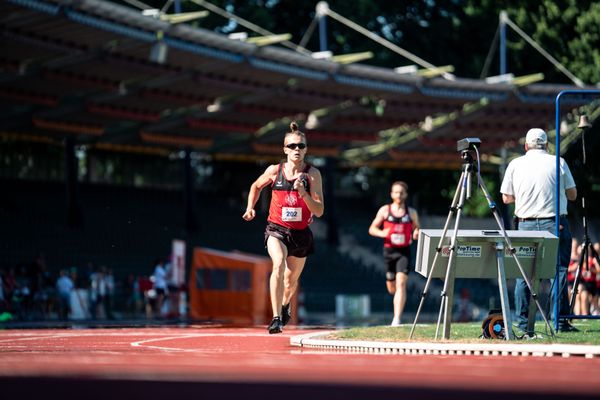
415, 229, 558, 279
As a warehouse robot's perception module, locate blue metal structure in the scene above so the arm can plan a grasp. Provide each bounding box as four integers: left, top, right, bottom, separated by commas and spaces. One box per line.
554, 90, 600, 330
319, 12, 328, 52
499, 11, 507, 75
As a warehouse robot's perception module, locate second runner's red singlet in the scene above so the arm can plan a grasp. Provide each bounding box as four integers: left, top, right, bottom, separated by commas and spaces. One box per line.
383, 205, 413, 248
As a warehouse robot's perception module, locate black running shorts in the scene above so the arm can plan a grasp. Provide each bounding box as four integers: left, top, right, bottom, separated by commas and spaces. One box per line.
383, 246, 411, 280
264, 221, 314, 258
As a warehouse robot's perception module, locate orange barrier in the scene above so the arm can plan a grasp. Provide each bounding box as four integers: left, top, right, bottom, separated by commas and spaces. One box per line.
189, 247, 297, 325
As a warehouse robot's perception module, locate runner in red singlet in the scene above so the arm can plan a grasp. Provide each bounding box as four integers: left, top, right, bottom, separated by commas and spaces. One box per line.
243, 122, 324, 334
369, 181, 420, 327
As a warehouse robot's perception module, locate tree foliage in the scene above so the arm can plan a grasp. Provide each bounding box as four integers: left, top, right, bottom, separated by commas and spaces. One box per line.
155, 0, 600, 85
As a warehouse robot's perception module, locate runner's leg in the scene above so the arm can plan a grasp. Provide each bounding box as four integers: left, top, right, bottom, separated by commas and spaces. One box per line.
393, 272, 408, 323
283, 256, 306, 307
267, 236, 288, 317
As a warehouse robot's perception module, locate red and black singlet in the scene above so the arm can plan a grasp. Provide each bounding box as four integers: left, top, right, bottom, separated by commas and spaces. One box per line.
268, 162, 312, 230
383, 204, 413, 248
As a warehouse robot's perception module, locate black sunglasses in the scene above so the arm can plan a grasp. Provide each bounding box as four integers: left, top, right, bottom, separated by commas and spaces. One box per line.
285, 142, 306, 150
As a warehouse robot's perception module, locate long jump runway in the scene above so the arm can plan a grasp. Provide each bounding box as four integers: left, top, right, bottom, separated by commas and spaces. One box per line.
1, 325, 599, 400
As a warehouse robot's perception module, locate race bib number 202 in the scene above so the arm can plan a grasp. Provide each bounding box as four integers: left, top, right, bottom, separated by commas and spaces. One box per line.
282, 207, 302, 222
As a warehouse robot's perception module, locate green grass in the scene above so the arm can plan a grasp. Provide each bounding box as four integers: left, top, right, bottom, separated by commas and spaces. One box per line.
327, 319, 600, 345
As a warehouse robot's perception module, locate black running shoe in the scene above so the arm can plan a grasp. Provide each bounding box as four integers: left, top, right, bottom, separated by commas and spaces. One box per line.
281, 303, 291, 327
268, 316, 283, 334
559, 322, 579, 333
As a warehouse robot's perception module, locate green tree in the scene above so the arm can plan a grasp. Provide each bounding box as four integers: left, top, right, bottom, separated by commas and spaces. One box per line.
464, 0, 600, 84
181, 0, 599, 85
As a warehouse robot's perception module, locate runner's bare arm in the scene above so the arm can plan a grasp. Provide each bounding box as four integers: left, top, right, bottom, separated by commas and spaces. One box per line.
243, 165, 277, 221
410, 207, 421, 240
368, 206, 388, 238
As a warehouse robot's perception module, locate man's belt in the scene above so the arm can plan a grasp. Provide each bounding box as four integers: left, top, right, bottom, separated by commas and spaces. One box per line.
517, 215, 566, 222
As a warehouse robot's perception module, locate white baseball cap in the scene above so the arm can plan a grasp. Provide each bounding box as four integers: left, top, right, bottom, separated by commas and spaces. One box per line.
525, 128, 548, 145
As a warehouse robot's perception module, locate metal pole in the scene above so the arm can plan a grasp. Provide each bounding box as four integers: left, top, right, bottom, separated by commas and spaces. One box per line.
317, 1, 329, 52
554, 90, 600, 330
499, 11, 508, 75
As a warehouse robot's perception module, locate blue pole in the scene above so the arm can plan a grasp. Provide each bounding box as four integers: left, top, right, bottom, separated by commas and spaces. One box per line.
554, 90, 600, 331
499, 11, 507, 75
319, 14, 328, 52
174, 0, 181, 14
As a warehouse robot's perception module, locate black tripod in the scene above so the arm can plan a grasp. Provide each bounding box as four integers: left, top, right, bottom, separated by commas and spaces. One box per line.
569, 115, 600, 314
409, 139, 556, 340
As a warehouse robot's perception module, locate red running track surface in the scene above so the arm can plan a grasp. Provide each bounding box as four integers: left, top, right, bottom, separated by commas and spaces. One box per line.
0, 325, 599, 400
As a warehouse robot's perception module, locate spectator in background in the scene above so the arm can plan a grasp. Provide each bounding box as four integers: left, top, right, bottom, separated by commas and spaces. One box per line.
105, 268, 115, 319
151, 258, 167, 318
69, 266, 89, 319
125, 273, 143, 318
578, 242, 598, 316
165, 256, 180, 318
29, 253, 53, 319
14, 264, 32, 320
138, 275, 154, 319
55, 269, 74, 321
90, 266, 113, 319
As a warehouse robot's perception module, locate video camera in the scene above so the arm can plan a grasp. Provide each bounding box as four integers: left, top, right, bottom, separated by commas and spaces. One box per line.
456, 137, 481, 152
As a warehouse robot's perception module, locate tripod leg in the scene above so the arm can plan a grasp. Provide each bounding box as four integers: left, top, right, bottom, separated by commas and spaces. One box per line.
569, 244, 587, 313
435, 167, 470, 340
478, 180, 556, 338
409, 171, 466, 339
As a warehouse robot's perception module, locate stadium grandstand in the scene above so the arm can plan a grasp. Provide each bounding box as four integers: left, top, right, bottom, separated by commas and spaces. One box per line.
1, 0, 598, 324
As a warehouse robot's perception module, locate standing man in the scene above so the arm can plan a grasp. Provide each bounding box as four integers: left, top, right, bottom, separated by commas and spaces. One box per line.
500, 128, 578, 334
243, 122, 324, 334
369, 181, 420, 326
55, 269, 74, 321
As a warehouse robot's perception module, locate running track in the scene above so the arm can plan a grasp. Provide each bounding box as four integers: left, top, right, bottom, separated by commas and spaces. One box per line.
1, 325, 599, 400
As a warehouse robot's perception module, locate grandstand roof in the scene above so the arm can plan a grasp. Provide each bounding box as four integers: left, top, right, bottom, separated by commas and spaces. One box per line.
0, 0, 596, 169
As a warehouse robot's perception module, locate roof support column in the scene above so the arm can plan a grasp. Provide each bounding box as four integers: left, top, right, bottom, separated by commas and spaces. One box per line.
499, 11, 508, 75
183, 148, 198, 233
317, 2, 329, 52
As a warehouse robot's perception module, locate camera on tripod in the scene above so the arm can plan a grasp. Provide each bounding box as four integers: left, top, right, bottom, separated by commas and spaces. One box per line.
456, 137, 481, 152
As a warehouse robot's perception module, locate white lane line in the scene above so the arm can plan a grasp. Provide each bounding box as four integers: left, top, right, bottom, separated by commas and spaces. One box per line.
0, 333, 80, 343
130, 332, 275, 352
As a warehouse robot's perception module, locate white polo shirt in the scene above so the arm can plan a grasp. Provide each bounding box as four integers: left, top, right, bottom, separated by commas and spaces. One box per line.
500, 149, 576, 218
